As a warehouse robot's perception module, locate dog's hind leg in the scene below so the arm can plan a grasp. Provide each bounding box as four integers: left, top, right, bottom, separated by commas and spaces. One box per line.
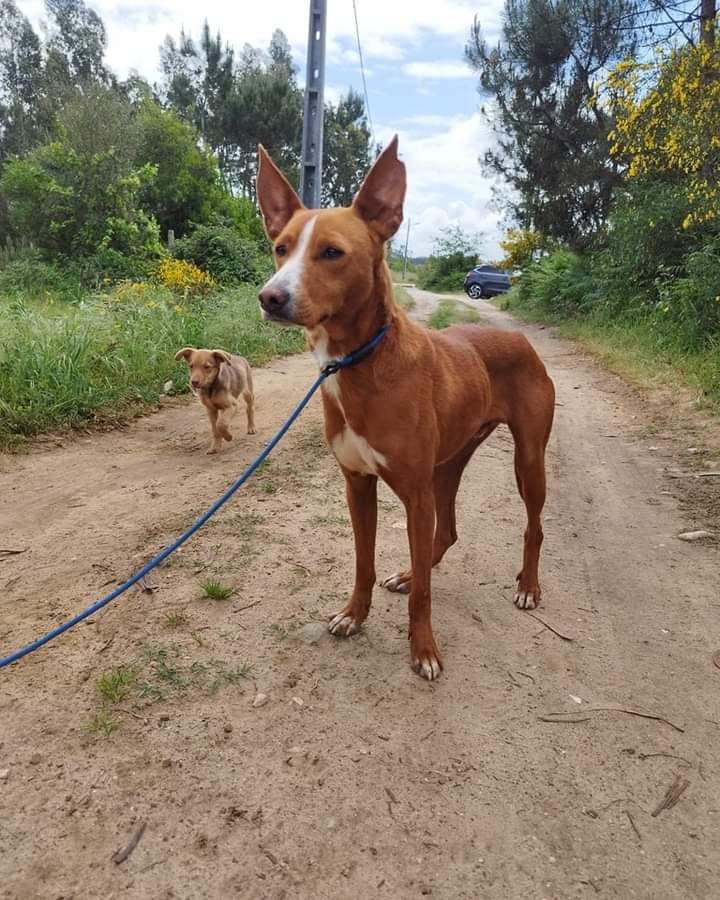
509, 401, 553, 610
328, 470, 378, 637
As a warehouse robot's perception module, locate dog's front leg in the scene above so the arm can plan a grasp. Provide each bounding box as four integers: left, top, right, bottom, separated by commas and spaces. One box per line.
328, 470, 378, 637
405, 486, 443, 680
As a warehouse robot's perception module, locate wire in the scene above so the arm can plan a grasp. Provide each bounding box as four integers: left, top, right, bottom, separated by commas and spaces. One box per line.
352, 0, 377, 149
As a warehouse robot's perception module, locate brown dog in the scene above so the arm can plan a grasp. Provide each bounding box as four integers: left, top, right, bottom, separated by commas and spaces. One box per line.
256, 137, 555, 680
175, 348, 256, 454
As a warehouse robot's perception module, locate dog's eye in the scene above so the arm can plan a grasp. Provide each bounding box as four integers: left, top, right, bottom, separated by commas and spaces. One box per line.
275, 244, 287, 257
323, 247, 344, 259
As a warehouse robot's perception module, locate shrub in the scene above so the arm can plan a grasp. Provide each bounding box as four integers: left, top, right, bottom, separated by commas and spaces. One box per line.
172, 224, 272, 285
0, 249, 83, 301
158, 258, 215, 297
417, 226, 479, 293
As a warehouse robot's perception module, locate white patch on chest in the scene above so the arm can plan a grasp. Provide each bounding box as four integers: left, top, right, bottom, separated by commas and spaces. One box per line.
331, 426, 387, 475
263, 215, 317, 297
310, 326, 387, 474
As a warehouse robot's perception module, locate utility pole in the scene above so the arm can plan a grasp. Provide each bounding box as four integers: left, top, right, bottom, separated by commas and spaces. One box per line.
299, 0, 327, 208
402, 218, 412, 282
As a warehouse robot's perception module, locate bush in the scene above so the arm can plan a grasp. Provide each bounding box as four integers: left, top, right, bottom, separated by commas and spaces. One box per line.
172, 224, 272, 285
158, 259, 215, 297
0, 249, 83, 301
416, 225, 479, 293
518, 249, 597, 316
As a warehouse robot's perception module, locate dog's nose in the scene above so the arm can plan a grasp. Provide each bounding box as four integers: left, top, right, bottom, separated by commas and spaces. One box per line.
258, 286, 290, 315
191, 379, 201, 388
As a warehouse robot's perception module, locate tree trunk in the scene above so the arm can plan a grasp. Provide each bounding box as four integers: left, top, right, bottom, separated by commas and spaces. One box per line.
700, 0, 716, 47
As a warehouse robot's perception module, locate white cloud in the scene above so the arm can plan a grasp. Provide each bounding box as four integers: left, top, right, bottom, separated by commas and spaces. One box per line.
403, 61, 474, 80
376, 114, 506, 258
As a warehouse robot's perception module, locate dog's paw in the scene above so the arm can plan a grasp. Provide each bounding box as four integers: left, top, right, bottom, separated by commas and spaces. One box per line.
514, 590, 539, 610
411, 649, 443, 681
247, 427, 257, 435
381, 572, 411, 594
410, 632, 443, 681
328, 611, 361, 637
206, 447, 219, 455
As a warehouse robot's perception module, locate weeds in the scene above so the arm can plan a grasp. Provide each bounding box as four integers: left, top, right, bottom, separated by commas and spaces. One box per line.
200, 579, 234, 601
89, 708, 118, 736
164, 611, 189, 629
428, 298, 481, 330
97, 665, 138, 703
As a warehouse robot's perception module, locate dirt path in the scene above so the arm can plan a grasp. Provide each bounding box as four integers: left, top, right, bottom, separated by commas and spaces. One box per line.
1, 288, 719, 899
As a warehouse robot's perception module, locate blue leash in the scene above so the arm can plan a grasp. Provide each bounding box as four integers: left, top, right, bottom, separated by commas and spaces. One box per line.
0, 325, 390, 671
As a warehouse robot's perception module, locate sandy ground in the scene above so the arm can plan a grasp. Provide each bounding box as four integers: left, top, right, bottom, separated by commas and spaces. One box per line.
1, 288, 719, 899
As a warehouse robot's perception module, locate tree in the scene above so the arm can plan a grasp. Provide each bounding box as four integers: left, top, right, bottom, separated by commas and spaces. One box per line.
606, 37, 720, 230
135, 102, 223, 238
322, 89, 374, 207
466, 0, 640, 247
417, 226, 481, 291
44, 0, 110, 85
0, 0, 44, 162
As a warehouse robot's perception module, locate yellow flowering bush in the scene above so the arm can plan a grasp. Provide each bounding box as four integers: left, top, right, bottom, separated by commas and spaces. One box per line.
158, 258, 215, 297
114, 280, 155, 303
606, 40, 720, 229
498, 228, 549, 271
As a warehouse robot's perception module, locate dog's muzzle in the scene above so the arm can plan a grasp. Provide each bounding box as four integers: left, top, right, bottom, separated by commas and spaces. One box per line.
258, 286, 295, 323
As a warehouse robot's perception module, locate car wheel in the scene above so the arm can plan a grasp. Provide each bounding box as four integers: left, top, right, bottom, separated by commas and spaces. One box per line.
467, 284, 483, 300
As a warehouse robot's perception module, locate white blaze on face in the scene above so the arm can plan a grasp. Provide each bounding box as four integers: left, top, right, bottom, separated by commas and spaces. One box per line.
260, 215, 317, 313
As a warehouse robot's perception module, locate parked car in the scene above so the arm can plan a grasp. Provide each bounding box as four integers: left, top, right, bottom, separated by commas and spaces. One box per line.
463, 265, 511, 299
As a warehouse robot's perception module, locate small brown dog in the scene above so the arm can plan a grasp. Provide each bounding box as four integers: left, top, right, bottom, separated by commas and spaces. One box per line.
175, 348, 256, 454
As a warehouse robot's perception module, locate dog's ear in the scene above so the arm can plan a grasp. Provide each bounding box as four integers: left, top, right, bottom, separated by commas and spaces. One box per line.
352, 135, 406, 241
256, 144, 305, 240
212, 350, 232, 365
175, 347, 194, 362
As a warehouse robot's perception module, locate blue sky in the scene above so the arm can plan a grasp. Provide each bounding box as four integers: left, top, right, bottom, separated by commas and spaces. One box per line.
19, 0, 508, 257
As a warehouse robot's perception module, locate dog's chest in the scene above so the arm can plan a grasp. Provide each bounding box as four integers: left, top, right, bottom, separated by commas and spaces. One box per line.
311, 332, 387, 475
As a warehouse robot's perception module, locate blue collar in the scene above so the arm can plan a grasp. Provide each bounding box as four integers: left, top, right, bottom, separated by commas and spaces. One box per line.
320, 324, 390, 377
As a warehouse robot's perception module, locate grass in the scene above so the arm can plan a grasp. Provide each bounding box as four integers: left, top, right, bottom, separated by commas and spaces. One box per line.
394, 284, 415, 311
92, 642, 253, 729
200, 578, 234, 601
89, 708, 118, 737
428, 297, 481, 330
0, 283, 305, 449
164, 610, 189, 629
97, 665, 138, 702
498, 290, 720, 410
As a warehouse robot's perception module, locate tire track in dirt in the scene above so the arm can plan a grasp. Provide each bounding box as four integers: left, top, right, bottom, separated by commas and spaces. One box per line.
0, 290, 718, 899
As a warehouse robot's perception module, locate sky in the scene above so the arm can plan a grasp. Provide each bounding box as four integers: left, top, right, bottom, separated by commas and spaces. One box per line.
18, 0, 509, 258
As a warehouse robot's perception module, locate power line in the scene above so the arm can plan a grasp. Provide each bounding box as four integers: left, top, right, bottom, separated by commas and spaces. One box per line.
352, 0, 377, 149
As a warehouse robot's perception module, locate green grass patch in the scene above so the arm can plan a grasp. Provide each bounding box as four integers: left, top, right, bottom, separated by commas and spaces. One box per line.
428, 297, 481, 330
0, 284, 305, 449
499, 288, 720, 409
97, 665, 139, 703
200, 578, 234, 601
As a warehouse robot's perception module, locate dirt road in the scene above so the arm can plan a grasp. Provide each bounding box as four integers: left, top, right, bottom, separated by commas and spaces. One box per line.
1, 288, 719, 899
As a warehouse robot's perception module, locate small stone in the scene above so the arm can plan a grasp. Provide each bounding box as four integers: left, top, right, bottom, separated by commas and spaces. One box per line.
29, 753, 42, 765
291, 696, 304, 708
161, 759, 172, 769
223, 724, 233, 734
300, 622, 327, 645
252, 692, 268, 708
158, 714, 170, 723
0, 769, 9, 781
163, 380, 174, 395
678, 530, 715, 542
